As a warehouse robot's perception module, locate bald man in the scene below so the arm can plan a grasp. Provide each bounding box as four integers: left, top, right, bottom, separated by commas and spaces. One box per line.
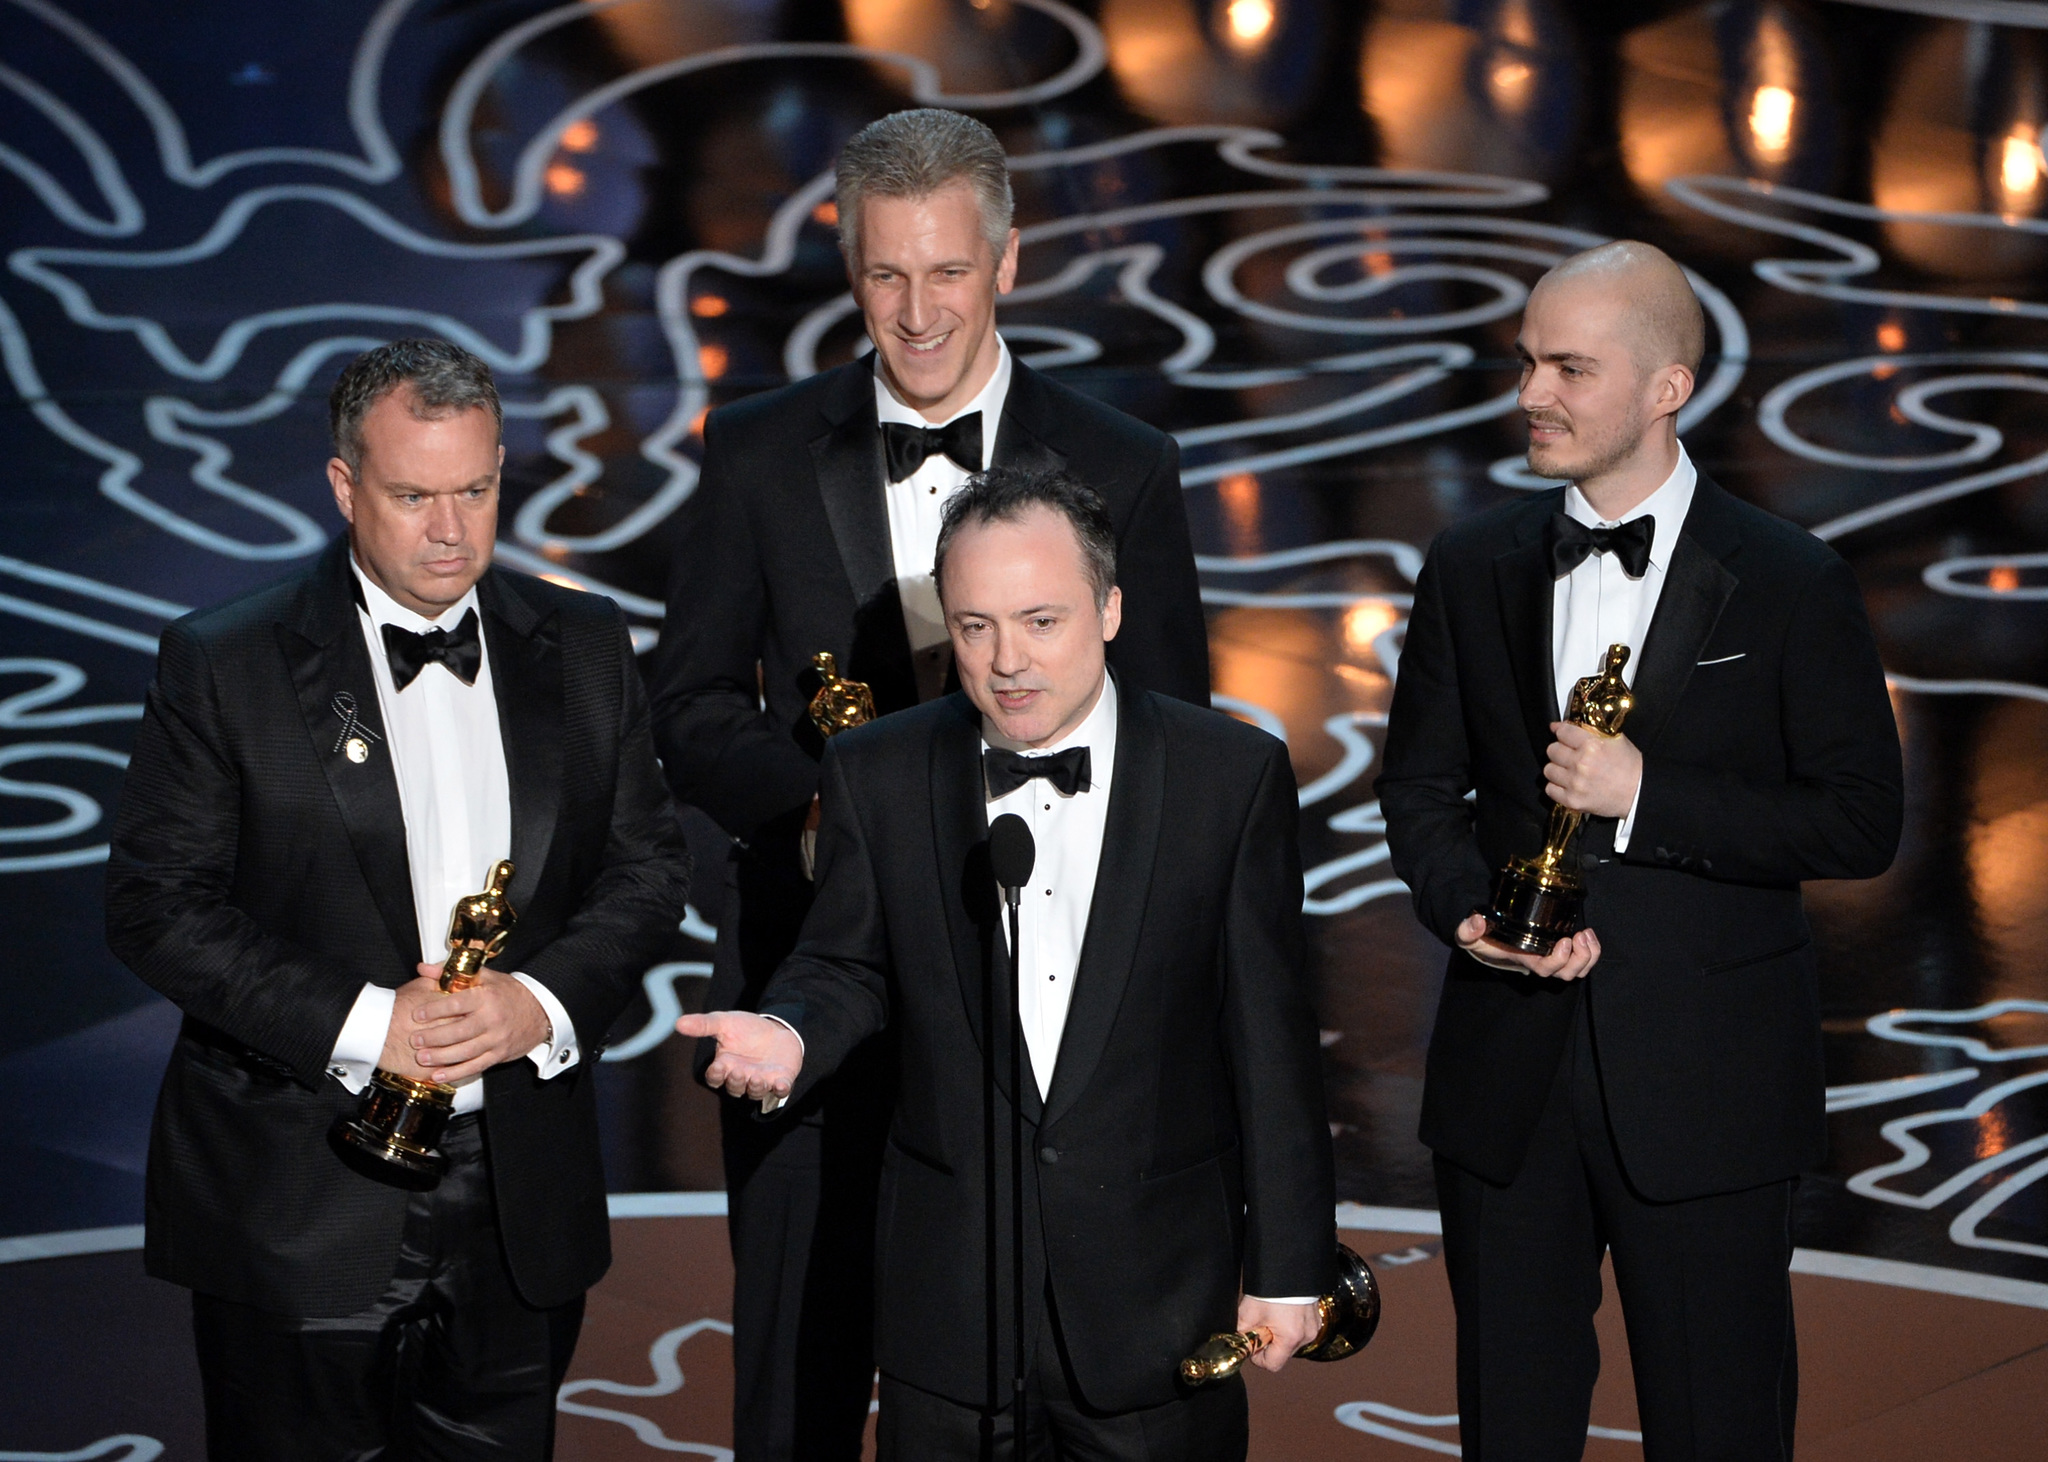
1378, 243, 1901, 1460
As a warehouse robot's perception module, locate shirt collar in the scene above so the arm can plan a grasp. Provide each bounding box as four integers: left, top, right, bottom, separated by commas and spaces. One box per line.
349, 552, 482, 635
873, 333, 1012, 465
1563, 441, 1696, 573
981, 667, 1118, 766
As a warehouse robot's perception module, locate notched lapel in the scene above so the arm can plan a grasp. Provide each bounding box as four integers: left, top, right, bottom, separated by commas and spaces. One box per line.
1492, 536, 1559, 766
482, 572, 562, 921
283, 551, 420, 969
811, 364, 895, 616
1041, 684, 1165, 1129
993, 364, 1069, 475
931, 700, 1017, 1095
1627, 529, 1737, 754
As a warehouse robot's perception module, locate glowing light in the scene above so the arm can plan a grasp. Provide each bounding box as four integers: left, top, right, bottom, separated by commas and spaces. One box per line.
1876, 320, 1906, 353
1224, 0, 1275, 48
1488, 60, 1534, 113
545, 163, 585, 197
813, 200, 839, 226
560, 119, 598, 153
1342, 600, 1400, 655
1988, 563, 2021, 593
1217, 472, 1262, 557
2002, 128, 2043, 195
691, 295, 730, 318
1749, 85, 1795, 161
698, 343, 729, 379
690, 406, 710, 437
1360, 250, 1395, 276
539, 573, 585, 591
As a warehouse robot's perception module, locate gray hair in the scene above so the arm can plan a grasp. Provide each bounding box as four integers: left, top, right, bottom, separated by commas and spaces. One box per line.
329, 338, 502, 472
934, 466, 1117, 611
835, 108, 1014, 265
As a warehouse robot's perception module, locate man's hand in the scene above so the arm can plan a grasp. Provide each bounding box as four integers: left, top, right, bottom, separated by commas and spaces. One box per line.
410, 963, 550, 1086
1455, 914, 1600, 981
1236, 1296, 1323, 1374
379, 975, 444, 1080
676, 1011, 804, 1102
1544, 722, 1642, 817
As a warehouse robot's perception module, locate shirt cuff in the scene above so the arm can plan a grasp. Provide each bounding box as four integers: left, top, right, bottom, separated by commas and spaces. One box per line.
512, 972, 580, 1078
756, 1013, 804, 1113
327, 982, 395, 1093
1613, 770, 1645, 853
1246, 1295, 1320, 1307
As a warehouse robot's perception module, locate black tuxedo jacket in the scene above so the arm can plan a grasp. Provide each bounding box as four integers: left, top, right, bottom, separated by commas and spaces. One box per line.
1377, 474, 1902, 1200
648, 357, 1210, 1026
756, 680, 1334, 1413
105, 538, 692, 1315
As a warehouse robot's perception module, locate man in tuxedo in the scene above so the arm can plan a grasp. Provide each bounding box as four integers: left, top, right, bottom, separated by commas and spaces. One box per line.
679, 466, 1331, 1459
105, 339, 692, 1458
1377, 243, 1903, 1459
649, 108, 1209, 1459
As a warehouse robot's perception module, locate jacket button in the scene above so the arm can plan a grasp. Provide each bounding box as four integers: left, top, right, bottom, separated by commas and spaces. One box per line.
1039, 1146, 1059, 1164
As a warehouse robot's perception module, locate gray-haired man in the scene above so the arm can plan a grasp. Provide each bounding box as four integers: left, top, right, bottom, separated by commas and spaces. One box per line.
650, 109, 1210, 1460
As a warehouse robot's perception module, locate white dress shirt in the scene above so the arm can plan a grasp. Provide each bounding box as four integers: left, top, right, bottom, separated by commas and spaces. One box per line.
326, 558, 579, 1111
1551, 444, 1696, 852
874, 336, 1012, 703
984, 675, 1117, 1101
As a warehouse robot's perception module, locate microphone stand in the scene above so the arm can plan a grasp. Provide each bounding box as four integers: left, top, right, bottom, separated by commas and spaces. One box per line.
1005, 877, 1026, 1462
982, 908, 999, 1460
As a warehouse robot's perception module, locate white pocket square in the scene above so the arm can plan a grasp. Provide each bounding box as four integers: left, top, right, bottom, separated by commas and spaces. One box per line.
1696, 652, 1746, 666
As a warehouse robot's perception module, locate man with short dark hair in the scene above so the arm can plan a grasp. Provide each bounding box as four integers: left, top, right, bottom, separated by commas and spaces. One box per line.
650, 107, 1209, 1460
106, 338, 692, 1458
683, 465, 1332, 1461
1378, 242, 1903, 1458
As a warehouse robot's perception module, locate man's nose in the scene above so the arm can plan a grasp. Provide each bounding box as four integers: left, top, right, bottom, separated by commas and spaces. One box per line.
989, 625, 1029, 678
1518, 371, 1552, 413
900, 276, 938, 337
424, 495, 465, 545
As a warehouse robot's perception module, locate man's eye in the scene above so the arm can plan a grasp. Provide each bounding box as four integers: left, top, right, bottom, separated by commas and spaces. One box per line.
400, 494, 423, 506
1032, 618, 1056, 631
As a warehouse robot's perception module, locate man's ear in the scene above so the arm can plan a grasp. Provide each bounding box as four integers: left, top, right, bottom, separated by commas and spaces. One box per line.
995, 228, 1020, 296
327, 457, 356, 525
1654, 362, 1695, 421
1100, 584, 1123, 642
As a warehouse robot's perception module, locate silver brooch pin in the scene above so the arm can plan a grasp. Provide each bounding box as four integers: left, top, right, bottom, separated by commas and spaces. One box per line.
331, 692, 382, 764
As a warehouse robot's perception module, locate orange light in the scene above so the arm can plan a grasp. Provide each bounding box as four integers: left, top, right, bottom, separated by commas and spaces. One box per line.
560, 119, 599, 153
1876, 321, 1906, 352
1224, 0, 1275, 48
1342, 600, 1399, 655
690, 406, 710, 437
813, 200, 839, 226
1216, 472, 1262, 556
692, 294, 730, 318
539, 573, 585, 591
1748, 85, 1795, 161
1361, 250, 1396, 276
545, 163, 585, 197
1488, 60, 1533, 113
698, 343, 729, 379
1988, 563, 2021, 593
2000, 126, 2043, 199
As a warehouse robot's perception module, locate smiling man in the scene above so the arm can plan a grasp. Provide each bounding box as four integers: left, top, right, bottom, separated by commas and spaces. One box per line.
105, 339, 691, 1460
1376, 243, 1903, 1459
649, 108, 1209, 1460
682, 467, 1333, 1461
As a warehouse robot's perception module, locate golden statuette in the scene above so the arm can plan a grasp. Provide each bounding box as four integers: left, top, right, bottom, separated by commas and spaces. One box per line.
331, 860, 517, 1184
1179, 1242, 1382, 1387
1481, 642, 1637, 955
807, 651, 876, 740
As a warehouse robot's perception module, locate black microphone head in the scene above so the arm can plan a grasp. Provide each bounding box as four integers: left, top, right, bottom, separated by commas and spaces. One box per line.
988, 813, 1036, 889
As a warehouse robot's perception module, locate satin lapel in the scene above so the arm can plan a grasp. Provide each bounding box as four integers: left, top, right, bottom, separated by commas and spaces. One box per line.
284, 541, 420, 967
992, 361, 1069, 474
481, 570, 562, 919
1041, 682, 1164, 1129
1624, 483, 1739, 754
933, 696, 1001, 1073
811, 362, 896, 613
1492, 531, 1560, 766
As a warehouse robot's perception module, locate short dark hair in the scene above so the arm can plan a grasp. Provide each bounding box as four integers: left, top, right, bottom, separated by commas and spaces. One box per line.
329, 338, 501, 472
934, 466, 1117, 610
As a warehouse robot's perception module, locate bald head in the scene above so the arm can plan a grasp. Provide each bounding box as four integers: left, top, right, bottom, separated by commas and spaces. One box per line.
1535, 241, 1706, 380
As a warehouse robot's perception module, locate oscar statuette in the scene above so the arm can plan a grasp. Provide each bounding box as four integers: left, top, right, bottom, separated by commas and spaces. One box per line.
1481, 642, 1637, 955
331, 860, 517, 1183
1179, 1242, 1382, 1386
799, 653, 876, 883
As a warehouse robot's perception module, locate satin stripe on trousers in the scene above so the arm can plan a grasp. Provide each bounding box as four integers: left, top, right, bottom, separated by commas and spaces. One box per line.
1434, 996, 1798, 1462
190, 1115, 585, 1461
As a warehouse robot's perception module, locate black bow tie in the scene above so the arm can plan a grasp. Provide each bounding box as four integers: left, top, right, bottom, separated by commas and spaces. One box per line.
382, 608, 482, 691
1548, 513, 1655, 580
984, 745, 1091, 800
881, 413, 983, 483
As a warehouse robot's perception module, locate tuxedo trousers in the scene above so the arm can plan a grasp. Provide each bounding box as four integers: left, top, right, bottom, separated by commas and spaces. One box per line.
1434, 996, 1798, 1462
875, 1278, 1248, 1462
190, 1115, 585, 1461
721, 1037, 892, 1462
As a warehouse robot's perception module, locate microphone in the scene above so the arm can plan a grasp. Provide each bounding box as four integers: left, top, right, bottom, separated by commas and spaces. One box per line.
989, 813, 1035, 909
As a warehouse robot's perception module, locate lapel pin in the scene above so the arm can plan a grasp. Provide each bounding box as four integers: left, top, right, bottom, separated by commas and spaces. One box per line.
331, 692, 383, 763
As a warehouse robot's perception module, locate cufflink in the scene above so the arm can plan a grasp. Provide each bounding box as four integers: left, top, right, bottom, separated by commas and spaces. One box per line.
328, 1065, 347, 1078
558, 1050, 570, 1064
